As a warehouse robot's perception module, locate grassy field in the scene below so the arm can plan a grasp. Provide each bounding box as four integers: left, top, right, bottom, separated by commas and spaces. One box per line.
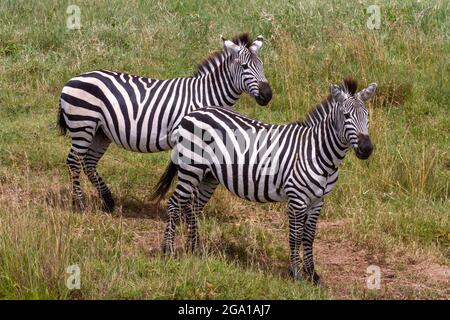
0, 0, 449, 299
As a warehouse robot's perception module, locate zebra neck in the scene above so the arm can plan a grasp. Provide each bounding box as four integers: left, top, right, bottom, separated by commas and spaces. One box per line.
320, 113, 350, 170
197, 61, 241, 108
297, 114, 349, 174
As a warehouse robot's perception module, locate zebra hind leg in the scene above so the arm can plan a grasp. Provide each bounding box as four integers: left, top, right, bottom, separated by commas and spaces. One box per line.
163, 167, 203, 256
183, 195, 196, 253
82, 130, 114, 212
66, 147, 87, 212
163, 191, 185, 256
63, 108, 98, 212
185, 175, 219, 254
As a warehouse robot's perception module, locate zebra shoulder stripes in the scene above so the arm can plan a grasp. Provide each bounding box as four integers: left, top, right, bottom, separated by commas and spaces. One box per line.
58, 33, 272, 212
152, 78, 377, 285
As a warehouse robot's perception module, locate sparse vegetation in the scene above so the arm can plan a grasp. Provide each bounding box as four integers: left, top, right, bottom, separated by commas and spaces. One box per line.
0, 0, 448, 299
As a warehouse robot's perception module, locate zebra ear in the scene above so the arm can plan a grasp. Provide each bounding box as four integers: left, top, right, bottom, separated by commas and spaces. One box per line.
249, 35, 264, 53
330, 84, 345, 104
358, 83, 378, 101
221, 35, 240, 54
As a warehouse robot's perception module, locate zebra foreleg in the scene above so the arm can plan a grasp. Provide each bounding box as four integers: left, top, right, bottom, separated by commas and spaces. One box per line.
287, 198, 308, 280
302, 200, 324, 285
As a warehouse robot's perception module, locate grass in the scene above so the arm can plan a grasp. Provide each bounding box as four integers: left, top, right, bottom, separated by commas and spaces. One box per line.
0, 0, 449, 299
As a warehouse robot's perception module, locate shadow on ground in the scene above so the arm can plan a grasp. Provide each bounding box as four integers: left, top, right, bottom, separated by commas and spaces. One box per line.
116, 196, 166, 220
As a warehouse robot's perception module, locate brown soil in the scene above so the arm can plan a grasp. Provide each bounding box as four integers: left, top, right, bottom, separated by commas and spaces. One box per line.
314, 219, 449, 299
119, 208, 449, 299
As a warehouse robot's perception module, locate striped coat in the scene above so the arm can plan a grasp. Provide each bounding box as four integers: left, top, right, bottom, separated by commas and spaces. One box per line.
153, 78, 377, 284
58, 33, 272, 212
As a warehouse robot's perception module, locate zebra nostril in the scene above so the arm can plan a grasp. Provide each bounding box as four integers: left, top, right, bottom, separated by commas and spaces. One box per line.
356, 134, 373, 159
258, 82, 272, 101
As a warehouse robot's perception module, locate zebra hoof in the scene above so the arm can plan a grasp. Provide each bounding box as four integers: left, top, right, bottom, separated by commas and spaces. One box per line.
311, 272, 321, 286
186, 243, 200, 255
72, 197, 86, 212
289, 268, 303, 281
303, 269, 321, 286
185, 236, 200, 254
101, 192, 115, 213
162, 243, 175, 257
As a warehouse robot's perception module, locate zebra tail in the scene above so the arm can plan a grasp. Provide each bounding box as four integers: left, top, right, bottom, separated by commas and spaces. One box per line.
150, 161, 178, 202
57, 101, 68, 135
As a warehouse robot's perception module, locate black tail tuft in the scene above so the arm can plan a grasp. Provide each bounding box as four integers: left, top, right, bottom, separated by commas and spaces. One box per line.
58, 101, 68, 135
150, 161, 178, 202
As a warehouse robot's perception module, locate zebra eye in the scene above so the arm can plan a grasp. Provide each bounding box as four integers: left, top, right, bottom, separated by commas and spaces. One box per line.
241, 63, 249, 69
344, 113, 351, 119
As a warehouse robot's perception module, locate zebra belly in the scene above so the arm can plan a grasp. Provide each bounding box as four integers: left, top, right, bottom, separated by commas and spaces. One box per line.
211, 164, 286, 203
100, 118, 173, 153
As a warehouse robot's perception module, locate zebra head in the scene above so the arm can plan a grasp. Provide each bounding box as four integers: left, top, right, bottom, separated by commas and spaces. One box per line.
330, 80, 377, 159
222, 35, 272, 106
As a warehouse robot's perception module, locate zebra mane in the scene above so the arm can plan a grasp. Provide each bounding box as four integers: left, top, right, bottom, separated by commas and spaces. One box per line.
193, 33, 253, 77
298, 78, 358, 127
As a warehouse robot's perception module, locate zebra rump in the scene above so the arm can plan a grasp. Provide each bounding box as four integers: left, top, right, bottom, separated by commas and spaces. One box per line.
58, 101, 68, 135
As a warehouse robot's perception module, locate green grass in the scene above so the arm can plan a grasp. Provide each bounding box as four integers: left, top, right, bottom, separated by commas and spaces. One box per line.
0, 0, 449, 299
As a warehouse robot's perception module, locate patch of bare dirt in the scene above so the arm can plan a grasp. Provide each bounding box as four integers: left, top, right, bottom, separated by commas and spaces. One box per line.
414, 262, 449, 285
111, 201, 449, 300
313, 220, 449, 299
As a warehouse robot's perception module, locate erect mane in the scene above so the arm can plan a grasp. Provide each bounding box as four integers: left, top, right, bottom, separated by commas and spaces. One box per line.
193, 33, 253, 77
341, 77, 358, 95
297, 77, 359, 127
231, 33, 252, 48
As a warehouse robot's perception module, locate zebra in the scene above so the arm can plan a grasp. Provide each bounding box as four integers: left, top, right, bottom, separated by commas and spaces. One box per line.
151, 78, 377, 284
57, 33, 272, 212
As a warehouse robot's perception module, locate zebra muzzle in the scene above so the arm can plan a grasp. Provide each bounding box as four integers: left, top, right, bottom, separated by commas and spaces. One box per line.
255, 81, 272, 106
355, 134, 373, 160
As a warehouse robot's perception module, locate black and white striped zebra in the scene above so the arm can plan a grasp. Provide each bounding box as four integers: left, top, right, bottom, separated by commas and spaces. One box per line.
57, 33, 272, 212
152, 78, 377, 284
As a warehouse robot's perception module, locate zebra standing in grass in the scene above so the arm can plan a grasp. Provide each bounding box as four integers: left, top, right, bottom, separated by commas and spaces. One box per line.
152, 78, 377, 284
58, 33, 272, 212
